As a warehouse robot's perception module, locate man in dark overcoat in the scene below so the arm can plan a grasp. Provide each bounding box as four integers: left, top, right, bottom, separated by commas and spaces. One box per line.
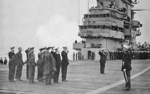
15, 47, 24, 81
61, 47, 69, 82
37, 48, 44, 82
28, 47, 36, 83
54, 48, 61, 83
8, 47, 17, 82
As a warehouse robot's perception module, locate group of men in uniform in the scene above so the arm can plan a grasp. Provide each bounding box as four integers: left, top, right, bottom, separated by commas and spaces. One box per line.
8, 46, 69, 85
8, 47, 24, 82
109, 50, 150, 60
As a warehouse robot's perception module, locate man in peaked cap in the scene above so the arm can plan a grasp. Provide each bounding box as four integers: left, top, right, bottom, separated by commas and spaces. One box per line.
61, 46, 69, 82
98, 47, 108, 74
15, 47, 24, 81
54, 47, 61, 83
37, 48, 44, 82
25, 47, 30, 79
8, 46, 17, 82
43, 47, 56, 85
28, 47, 36, 83
121, 44, 133, 90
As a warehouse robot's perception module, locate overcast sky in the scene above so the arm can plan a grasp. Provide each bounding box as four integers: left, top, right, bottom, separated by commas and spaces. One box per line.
0, 0, 150, 60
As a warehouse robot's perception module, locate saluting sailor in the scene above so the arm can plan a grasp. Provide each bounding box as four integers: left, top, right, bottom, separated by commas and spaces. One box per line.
98, 48, 107, 74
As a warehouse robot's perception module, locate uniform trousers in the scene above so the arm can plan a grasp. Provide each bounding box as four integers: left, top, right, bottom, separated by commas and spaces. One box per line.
54, 66, 60, 82
100, 62, 105, 74
37, 66, 43, 82
61, 64, 68, 81
26, 65, 29, 79
45, 71, 52, 84
123, 70, 131, 89
8, 61, 16, 81
15, 64, 23, 80
29, 65, 35, 83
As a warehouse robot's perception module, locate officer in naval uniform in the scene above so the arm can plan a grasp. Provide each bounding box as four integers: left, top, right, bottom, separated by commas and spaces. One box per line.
25, 48, 30, 79
8, 47, 16, 82
15, 47, 24, 81
61, 47, 69, 82
54, 48, 61, 83
43, 47, 56, 85
98, 48, 107, 74
37, 48, 44, 82
28, 47, 36, 83
121, 44, 133, 90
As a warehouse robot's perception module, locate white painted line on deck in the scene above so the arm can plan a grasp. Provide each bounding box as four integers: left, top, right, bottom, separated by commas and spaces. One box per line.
85, 66, 150, 94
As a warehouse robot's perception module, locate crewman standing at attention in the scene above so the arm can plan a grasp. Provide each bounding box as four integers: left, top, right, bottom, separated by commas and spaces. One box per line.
28, 47, 36, 83
54, 48, 61, 83
36, 48, 44, 82
98, 48, 107, 74
43, 47, 56, 85
8, 47, 16, 82
15, 47, 24, 81
50, 46, 56, 79
25, 48, 30, 79
61, 47, 69, 82
121, 44, 133, 90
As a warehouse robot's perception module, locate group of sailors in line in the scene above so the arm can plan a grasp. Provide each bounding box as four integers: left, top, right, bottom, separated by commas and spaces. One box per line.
8, 46, 69, 85
108, 50, 150, 60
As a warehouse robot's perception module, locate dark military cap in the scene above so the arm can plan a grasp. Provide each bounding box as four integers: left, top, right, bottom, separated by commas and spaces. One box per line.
39, 48, 43, 51
55, 47, 59, 50
63, 47, 67, 49
42, 47, 46, 50
46, 47, 50, 50
10, 46, 15, 49
30, 47, 34, 50
18, 47, 22, 50
50, 46, 55, 49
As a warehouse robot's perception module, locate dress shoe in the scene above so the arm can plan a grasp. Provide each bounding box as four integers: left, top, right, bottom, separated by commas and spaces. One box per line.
62, 80, 68, 82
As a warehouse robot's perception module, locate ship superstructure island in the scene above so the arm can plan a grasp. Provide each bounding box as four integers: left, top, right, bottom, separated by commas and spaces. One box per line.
73, 0, 142, 60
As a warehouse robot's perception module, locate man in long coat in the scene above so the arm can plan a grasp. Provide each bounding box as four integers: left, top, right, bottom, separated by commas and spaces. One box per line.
54, 48, 61, 83
8, 47, 16, 82
121, 45, 133, 90
43, 47, 56, 85
37, 48, 44, 82
98, 48, 107, 74
15, 47, 24, 81
61, 47, 69, 82
28, 47, 36, 83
